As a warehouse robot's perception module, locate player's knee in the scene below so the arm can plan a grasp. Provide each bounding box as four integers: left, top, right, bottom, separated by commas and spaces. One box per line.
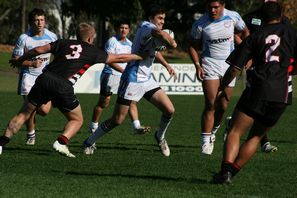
205, 102, 216, 111
36, 108, 50, 116
97, 101, 109, 109
165, 106, 175, 117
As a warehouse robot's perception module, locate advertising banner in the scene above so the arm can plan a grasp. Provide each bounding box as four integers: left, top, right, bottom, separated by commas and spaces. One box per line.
74, 63, 203, 95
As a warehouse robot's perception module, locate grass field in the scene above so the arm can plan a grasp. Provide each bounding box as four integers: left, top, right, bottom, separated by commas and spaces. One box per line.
0, 52, 297, 197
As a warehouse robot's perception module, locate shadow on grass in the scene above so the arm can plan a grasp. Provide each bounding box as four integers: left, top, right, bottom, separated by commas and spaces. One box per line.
65, 170, 208, 184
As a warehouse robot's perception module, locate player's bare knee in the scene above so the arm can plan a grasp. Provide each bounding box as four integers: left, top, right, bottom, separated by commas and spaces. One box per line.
7, 122, 20, 135
164, 106, 175, 117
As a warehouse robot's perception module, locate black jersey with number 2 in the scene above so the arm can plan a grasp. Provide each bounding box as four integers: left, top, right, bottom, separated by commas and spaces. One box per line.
46, 39, 108, 85
227, 23, 297, 104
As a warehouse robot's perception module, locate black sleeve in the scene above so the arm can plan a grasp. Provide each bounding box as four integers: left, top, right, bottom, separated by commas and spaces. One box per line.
94, 48, 108, 63
226, 36, 253, 70
50, 39, 63, 56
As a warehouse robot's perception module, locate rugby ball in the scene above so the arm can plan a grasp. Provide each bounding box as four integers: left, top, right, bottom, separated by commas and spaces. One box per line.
154, 29, 175, 51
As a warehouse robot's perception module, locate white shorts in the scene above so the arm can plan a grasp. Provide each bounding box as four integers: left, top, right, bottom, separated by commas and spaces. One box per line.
202, 57, 236, 87
118, 77, 160, 102
100, 73, 121, 96
18, 73, 38, 95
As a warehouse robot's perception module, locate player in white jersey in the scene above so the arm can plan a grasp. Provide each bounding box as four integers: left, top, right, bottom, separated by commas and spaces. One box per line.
188, 0, 249, 155
89, 21, 151, 135
12, 8, 57, 145
83, 5, 177, 157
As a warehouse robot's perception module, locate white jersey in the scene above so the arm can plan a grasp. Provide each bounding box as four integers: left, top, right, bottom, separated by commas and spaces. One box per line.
191, 9, 246, 60
122, 21, 157, 82
102, 35, 132, 76
13, 28, 57, 76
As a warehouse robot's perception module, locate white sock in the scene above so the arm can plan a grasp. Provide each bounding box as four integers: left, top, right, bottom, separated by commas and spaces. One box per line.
90, 122, 98, 131
132, 120, 141, 129
27, 130, 36, 138
201, 132, 212, 144
211, 125, 220, 135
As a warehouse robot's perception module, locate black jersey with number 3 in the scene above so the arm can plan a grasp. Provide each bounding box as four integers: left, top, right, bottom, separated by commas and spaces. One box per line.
46, 39, 108, 85
227, 23, 297, 104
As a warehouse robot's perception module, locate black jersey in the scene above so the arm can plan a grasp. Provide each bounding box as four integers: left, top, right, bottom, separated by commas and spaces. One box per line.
227, 23, 297, 104
46, 39, 108, 85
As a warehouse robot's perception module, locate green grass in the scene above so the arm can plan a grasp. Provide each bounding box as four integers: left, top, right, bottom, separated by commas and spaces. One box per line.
0, 93, 297, 197
1, 51, 297, 197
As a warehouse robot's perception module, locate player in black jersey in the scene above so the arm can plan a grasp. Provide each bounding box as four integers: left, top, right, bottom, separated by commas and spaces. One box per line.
241, 0, 291, 153
213, 2, 297, 184
0, 23, 143, 157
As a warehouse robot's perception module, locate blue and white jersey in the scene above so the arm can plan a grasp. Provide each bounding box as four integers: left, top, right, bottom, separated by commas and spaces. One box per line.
122, 21, 157, 82
102, 35, 132, 76
13, 28, 57, 76
191, 9, 246, 60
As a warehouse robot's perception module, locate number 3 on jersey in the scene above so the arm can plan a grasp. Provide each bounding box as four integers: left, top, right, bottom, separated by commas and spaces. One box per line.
65, 45, 82, 59
265, 35, 280, 63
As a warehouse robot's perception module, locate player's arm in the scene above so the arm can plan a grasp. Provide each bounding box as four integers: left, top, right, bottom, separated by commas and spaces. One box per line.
220, 39, 252, 91
10, 44, 51, 68
151, 28, 177, 48
219, 65, 241, 92
188, 37, 203, 81
12, 55, 43, 68
156, 52, 177, 79
105, 53, 143, 64
107, 63, 124, 73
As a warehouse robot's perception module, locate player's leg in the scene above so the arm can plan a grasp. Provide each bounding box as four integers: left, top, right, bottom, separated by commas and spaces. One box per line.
36, 101, 52, 116
235, 122, 270, 167
146, 88, 174, 157
201, 79, 220, 155
0, 101, 37, 154
213, 109, 253, 184
129, 101, 151, 134
83, 101, 130, 155
90, 73, 114, 133
260, 134, 278, 153
90, 95, 111, 132
213, 85, 233, 133
53, 104, 83, 158
24, 105, 37, 145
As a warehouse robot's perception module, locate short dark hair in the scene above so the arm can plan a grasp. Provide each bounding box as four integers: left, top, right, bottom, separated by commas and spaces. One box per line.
28, 8, 46, 24
146, 4, 166, 19
116, 20, 130, 28
261, 2, 282, 22
207, 0, 225, 4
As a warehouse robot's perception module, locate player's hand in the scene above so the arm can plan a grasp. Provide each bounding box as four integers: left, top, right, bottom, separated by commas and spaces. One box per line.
166, 65, 177, 80
171, 40, 177, 49
31, 58, 43, 68
9, 58, 21, 68
196, 66, 204, 81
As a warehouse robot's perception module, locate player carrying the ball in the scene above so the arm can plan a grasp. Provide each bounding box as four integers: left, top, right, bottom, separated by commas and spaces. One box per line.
83, 4, 177, 157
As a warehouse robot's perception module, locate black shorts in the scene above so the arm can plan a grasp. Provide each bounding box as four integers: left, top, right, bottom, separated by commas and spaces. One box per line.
28, 71, 79, 112
236, 88, 287, 127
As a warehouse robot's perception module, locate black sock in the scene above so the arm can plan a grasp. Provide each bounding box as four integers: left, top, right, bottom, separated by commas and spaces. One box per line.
221, 161, 241, 176
0, 136, 10, 146
57, 135, 69, 145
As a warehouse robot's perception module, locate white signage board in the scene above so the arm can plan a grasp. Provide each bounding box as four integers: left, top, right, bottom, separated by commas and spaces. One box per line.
74, 63, 203, 95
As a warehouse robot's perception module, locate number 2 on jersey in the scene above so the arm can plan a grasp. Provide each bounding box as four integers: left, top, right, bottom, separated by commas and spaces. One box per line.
265, 35, 280, 63
65, 45, 82, 59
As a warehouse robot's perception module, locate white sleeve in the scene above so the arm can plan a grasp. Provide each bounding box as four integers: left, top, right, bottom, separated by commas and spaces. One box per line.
13, 34, 27, 57
104, 37, 116, 54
